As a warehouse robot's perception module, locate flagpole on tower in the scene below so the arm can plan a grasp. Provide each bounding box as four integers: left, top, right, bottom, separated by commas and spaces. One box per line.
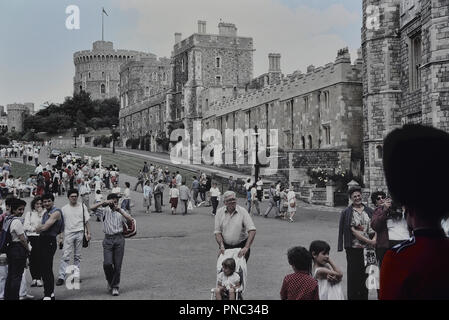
102, 7, 104, 41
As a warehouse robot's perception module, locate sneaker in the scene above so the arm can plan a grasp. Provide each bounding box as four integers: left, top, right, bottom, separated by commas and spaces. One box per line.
289, 218, 294, 223
30, 279, 38, 287
56, 278, 65, 286
42, 297, 51, 301
19, 294, 34, 300
36, 280, 43, 287
112, 288, 119, 296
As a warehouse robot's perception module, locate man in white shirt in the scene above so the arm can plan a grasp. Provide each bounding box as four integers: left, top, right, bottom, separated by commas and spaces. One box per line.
34, 163, 43, 175
175, 171, 182, 187
56, 189, 91, 286
214, 191, 256, 261
78, 179, 91, 209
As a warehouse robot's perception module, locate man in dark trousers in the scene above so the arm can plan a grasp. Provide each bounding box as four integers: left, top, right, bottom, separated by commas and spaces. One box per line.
90, 193, 133, 297
379, 124, 449, 300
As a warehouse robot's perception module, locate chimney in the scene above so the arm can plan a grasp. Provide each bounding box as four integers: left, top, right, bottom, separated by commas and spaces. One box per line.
268, 53, 281, 72
175, 33, 182, 44
198, 20, 207, 34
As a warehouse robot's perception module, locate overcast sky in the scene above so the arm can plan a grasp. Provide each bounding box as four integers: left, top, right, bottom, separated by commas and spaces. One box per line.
0, 0, 362, 110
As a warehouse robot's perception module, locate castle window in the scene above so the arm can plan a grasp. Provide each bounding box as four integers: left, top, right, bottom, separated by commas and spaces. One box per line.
101, 84, 106, 94
215, 76, 222, 85
79, 86, 83, 92
308, 135, 313, 149
376, 145, 383, 160
102, 72, 105, 78
181, 58, 185, 72
301, 136, 306, 149
323, 124, 331, 145
410, 32, 422, 91
323, 91, 330, 109
216, 57, 222, 68
88, 72, 91, 79
304, 96, 309, 113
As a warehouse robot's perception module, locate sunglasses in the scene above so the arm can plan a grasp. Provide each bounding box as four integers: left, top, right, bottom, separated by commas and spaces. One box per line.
377, 196, 386, 200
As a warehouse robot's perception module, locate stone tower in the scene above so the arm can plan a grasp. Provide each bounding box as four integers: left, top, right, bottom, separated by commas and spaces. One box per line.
168, 21, 254, 134
362, 0, 402, 191
7, 104, 29, 132
73, 41, 148, 101
362, 0, 449, 192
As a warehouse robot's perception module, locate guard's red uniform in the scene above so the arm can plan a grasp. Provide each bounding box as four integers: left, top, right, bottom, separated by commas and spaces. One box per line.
379, 229, 449, 300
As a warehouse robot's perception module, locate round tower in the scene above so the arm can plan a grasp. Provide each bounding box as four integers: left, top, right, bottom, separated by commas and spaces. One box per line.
73, 41, 149, 101
362, 0, 402, 192
7, 104, 29, 133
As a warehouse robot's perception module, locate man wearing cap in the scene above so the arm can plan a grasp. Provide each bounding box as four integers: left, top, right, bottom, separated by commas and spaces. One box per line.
379, 124, 449, 300
90, 193, 133, 297
214, 191, 256, 261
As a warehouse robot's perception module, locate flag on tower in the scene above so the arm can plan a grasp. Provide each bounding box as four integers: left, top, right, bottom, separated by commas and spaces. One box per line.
102, 8, 108, 16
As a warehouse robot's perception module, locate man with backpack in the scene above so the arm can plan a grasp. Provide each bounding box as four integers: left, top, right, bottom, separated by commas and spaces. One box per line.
35, 193, 64, 300
0, 198, 30, 300
0, 198, 33, 300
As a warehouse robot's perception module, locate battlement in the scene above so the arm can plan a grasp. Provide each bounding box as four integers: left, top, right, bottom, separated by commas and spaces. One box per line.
204, 48, 362, 118
7, 103, 29, 112
173, 21, 253, 56
74, 41, 148, 64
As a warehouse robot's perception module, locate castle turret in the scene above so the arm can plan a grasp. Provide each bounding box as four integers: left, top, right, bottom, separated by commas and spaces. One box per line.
73, 41, 149, 100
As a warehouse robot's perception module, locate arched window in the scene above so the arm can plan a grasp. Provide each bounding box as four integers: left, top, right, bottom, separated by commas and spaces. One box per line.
308, 135, 312, 149
79, 85, 83, 92
301, 136, 305, 149
101, 84, 106, 94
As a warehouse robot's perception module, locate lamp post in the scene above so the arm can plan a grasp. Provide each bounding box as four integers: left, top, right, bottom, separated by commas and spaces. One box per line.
112, 124, 116, 154
73, 127, 77, 148
254, 125, 260, 183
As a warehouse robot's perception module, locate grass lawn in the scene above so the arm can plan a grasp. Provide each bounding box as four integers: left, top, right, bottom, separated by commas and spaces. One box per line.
0, 158, 36, 180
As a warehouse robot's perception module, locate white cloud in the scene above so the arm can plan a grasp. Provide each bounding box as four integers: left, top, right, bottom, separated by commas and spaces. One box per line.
114, 0, 361, 76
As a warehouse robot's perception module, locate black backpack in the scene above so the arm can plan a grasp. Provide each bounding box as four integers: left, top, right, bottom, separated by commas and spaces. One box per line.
0, 216, 15, 254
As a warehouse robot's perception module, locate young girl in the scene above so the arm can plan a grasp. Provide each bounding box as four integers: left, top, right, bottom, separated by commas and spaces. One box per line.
143, 181, 152, 214
214, 258, 241, 300
169, 184, 179, 215
309, 240, 345, 300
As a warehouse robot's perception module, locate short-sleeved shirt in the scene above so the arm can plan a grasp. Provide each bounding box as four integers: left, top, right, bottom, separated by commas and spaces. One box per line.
280, 271, 319, 300
10, 219, 25, 242
101, 206, 127, 235
350, 207, 373, 248
217, 272, 240, 290
214, 205, 256, 246
61, 203, 90, 233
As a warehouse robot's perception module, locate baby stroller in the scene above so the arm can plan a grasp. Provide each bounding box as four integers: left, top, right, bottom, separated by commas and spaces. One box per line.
210, 248, 247, 300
